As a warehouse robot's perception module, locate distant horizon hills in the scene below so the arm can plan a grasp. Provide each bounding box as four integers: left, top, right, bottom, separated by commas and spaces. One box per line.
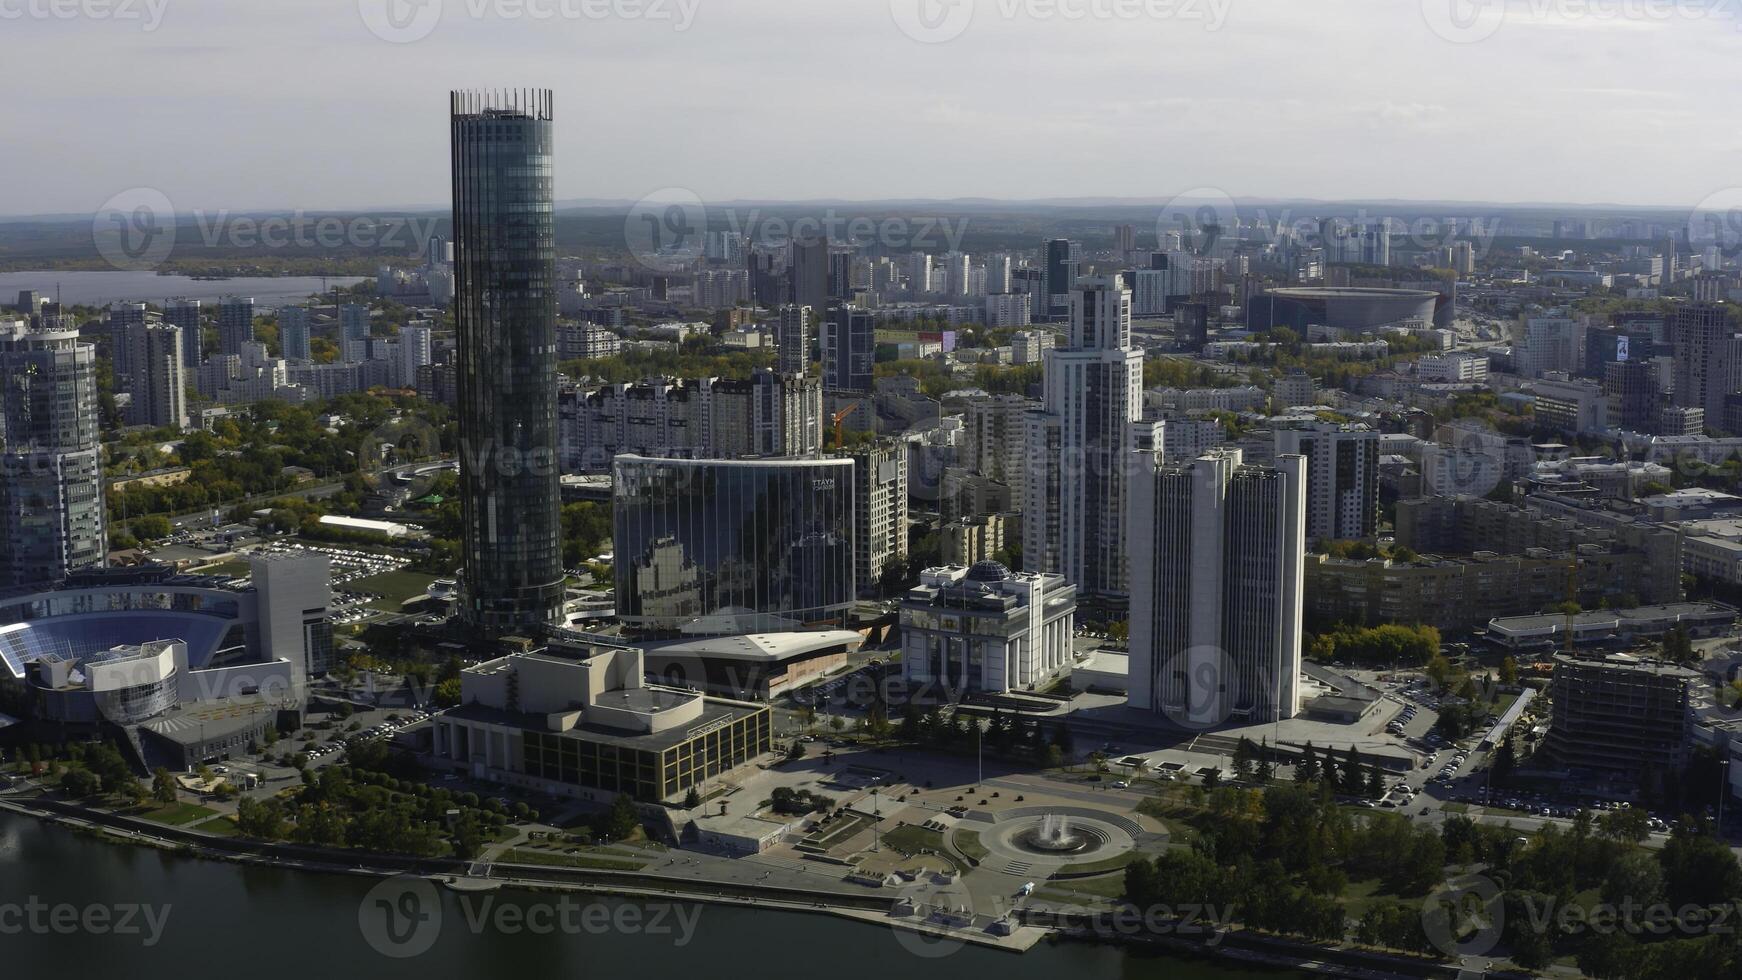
0, 195, 1719, 225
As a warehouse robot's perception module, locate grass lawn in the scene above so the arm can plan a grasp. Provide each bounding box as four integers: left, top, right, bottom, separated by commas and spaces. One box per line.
881, 824, 945, 854
881, 825, 971, 873
139, 802, 219, 826
193, 816, 240, 837
1057, 851, 1138, 877
1041, 874, 1128, 900
953, 829, 989, 862
1338, 877, 1409, 919
348, 570, 439, 612
500, 848, 649, 871
193, 560, 252, 578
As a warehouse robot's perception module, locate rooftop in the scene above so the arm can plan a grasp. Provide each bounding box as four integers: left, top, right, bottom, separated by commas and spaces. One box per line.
645, 630, 863, 663
443, 696, 764, 753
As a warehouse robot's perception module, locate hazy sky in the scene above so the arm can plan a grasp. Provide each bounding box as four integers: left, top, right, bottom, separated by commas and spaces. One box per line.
6, 0, 1742, 216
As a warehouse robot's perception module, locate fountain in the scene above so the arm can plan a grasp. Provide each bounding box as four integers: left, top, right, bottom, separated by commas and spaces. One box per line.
1038, 815, 1075, 850
1013, 813, 1098, 855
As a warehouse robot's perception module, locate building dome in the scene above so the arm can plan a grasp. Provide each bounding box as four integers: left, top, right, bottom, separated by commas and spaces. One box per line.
966, 560, 1011, 583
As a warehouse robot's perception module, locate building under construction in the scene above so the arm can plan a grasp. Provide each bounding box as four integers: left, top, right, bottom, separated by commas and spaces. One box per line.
1543, 653, 1698, 777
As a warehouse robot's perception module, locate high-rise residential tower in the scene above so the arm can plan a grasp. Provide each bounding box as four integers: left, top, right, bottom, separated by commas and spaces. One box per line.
217, 296, 255, 357
450, 89, 565, 631
1127, 449, 1306, 725
339, 303, 371, 358
821, 303, 876, 394
278, 306, 313, 362
1671, 304, 1737, 429
1044, 238, 1079, 321
788, 232, 828, 312
846, 440, 908, 597
397, 322, 433, 390
1272, 420, 1378, 544
164, 298, 203, 369
108, 302, 147, 379
122, 322, 188, 431
776, 304, 810, 377
1022, 276, 1153, 598
0, 322, 106, 587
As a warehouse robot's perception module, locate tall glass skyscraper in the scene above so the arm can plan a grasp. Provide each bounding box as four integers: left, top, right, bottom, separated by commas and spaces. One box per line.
450, 89, 564, 631
0, 322, 106, 587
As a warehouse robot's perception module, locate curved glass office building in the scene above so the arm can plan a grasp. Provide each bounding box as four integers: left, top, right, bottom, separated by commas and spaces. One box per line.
613, 456, 855, 634
450, 89, 566, 631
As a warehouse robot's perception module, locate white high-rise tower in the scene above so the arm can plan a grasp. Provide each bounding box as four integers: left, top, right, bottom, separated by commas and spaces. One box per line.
1127, 449, 1307, 724
1022, 275, 1155, 598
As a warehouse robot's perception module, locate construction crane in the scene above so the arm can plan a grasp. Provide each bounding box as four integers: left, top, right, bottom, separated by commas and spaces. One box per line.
830, 403, 858, 449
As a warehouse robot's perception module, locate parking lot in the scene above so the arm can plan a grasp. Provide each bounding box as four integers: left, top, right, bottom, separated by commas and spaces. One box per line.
254, 542, 416, 625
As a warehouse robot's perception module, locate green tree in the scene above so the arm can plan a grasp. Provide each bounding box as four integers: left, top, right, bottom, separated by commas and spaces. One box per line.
1233, 737, 1256, 781
450, 810, 486, 860
1498, 655, 1519, 686
1494, 733, 1518, 782
151, 768, 178, 805
129, 515, 173, 543
1340, 746, 1364, 796
1598, 806, 1651, 843
600, 793, 641, 842
1659, 824, 1742, 907
60, 768, 100, 798
433, 678, 463, 708
236, 797, 288, 839
1663, 625, 1697, 665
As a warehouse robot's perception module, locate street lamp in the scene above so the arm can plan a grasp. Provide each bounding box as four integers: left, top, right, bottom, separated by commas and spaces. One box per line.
1719, 757, 1732, 835
870, 787, 881, 852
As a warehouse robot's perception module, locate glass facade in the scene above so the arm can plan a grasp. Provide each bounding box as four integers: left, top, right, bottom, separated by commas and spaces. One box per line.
613, 456, 855, 633
0, 327, 106, 588
450, 90, 565, 631
521, 710, 770, 801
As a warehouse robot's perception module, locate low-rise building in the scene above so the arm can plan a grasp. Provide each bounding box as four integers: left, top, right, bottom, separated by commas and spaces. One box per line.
1485, 603, 1734, 652
899, 562, 1075, 696
1305, 548, 1687, 633
640, 630, 862, 701
558, 322, 622, 360
432, 640, 772, 803
1416, 351, 1489, 383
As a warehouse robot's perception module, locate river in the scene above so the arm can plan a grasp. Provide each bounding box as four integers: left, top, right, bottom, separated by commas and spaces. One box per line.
0, 812, 1302, 979
0, 271, 369, 308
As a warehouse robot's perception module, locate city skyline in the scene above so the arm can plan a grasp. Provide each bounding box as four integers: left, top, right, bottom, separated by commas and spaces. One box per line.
8, 6, 1742, 975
